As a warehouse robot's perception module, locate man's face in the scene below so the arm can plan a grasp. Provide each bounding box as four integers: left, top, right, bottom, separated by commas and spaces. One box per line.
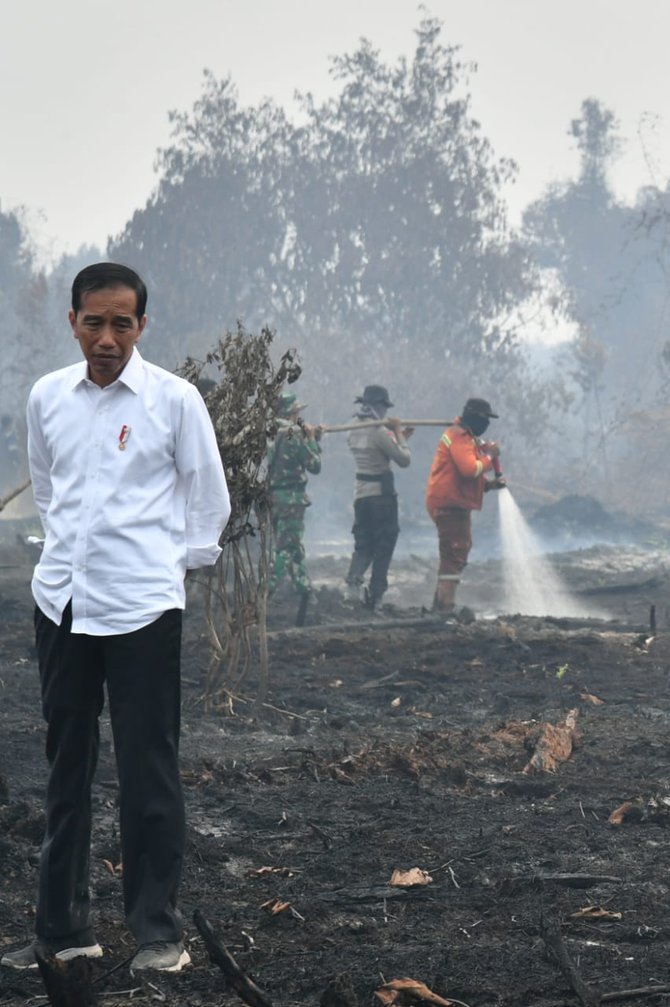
69, 285, 146, 388
465, 413, 490, 436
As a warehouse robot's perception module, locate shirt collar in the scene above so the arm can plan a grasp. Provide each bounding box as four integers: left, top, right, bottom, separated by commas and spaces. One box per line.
69, 347, 145, 395
116, 348, 144, 394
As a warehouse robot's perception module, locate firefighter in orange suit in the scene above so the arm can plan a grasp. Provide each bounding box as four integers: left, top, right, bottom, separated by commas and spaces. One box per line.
425, 398, 504, 614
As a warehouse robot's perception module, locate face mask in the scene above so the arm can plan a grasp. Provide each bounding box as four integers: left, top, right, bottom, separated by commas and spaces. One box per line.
463, 414, 489, 437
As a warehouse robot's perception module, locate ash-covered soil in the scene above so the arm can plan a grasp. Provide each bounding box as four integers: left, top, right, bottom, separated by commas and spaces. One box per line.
2, 518, 670, 1007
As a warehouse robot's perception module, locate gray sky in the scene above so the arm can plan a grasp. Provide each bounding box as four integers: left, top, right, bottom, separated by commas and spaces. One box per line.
2, 0, 669, 261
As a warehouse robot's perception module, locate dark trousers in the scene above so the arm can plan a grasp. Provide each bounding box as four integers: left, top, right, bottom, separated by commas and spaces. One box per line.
346, 494, 400, 602
35, 603, 184, 946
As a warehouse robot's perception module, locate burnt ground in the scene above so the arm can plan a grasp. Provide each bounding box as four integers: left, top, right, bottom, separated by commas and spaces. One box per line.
3, 520, 670, 1006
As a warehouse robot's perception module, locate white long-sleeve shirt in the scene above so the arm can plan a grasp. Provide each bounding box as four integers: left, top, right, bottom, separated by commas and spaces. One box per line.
27, 349, 230, 635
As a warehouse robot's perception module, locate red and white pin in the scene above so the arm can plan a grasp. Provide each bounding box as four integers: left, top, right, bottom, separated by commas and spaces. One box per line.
118, 425, 131, 451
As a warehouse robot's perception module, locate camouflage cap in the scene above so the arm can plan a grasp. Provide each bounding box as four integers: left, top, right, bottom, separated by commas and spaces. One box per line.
278, 391, 306, 418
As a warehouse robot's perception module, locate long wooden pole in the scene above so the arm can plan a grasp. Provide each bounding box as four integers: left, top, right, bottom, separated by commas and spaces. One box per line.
275, 418, 452, 435
321, 418, 451, 433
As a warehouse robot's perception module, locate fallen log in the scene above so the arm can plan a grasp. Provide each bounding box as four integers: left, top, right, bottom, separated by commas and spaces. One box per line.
193, 909, 273, 1007
540, 911, 601, 1007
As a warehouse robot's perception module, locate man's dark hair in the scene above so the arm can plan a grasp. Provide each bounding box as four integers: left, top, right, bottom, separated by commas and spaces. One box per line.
71, 263, 148, 320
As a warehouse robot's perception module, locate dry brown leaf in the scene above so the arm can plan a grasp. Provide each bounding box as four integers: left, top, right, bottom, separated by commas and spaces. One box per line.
570, 905, 623, 920
329, 679, 344, 688
389, 868, 434, 887
374, 978, 454, 1007
523, 708, 579, 774
608, 800, 645, 825
391, 697, 402, 708
246, 866, 294, 878
261, 898, 291, 915
408, 708, 433, 720
102, 859, 123, 877
580, 692, 604, 705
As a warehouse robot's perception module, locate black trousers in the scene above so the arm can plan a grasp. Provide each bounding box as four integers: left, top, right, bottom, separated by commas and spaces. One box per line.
35, 603, 184, 946
346, 494, 400, 602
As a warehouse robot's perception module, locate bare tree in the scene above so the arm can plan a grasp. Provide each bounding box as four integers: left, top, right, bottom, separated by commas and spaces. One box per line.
180, 325, 300, 713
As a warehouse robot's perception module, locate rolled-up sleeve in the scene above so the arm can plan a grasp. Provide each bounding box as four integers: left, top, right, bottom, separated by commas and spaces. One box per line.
176, 386, 231, 569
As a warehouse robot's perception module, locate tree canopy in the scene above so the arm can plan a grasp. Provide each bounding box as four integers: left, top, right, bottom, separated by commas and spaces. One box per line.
523, 99, 670, 506
111, 15, 538, 430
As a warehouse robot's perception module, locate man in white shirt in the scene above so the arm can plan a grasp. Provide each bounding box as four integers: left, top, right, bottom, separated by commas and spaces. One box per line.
1, 263, 230, 975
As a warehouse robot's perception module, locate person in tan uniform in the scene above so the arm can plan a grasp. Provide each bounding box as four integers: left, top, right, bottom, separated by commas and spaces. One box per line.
425, 398, 504, 614
345, 385, 412, 609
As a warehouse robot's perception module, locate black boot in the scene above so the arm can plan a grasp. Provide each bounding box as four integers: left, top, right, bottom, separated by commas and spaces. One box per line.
295, 591, 310, 627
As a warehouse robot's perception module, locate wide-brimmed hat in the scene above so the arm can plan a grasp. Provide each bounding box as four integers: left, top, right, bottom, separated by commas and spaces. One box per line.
355, 384, 394, 408
462, 397, 498, 419
278, 391, 306, 417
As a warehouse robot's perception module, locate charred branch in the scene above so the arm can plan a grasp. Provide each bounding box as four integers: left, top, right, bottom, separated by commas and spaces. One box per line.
193, 909, 273, 1007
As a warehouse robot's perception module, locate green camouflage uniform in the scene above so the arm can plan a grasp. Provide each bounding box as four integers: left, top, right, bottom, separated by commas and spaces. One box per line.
267, 427, 322, 596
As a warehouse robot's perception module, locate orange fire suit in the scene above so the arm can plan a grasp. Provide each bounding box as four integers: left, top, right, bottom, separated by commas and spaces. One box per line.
425, 420, 494, 580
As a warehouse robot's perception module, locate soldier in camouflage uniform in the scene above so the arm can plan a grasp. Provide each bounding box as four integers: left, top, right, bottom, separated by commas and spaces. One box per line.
267, 392, 322, 598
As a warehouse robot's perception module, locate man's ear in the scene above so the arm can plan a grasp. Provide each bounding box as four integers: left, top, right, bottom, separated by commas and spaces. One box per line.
137, 314, 148, 339
68, 309, 77, 337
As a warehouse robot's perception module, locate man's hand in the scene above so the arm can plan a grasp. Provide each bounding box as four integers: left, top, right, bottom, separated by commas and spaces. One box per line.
386, 417, 404, 437
303, 422, 323, 441
484, 477, 507, 492
402, 425, 415, 439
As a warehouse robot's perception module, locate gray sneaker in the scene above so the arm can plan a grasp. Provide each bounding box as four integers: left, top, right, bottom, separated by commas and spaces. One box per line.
1, 939, 103, 970
343, 583, 364, 603
130, 941, 191, 974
